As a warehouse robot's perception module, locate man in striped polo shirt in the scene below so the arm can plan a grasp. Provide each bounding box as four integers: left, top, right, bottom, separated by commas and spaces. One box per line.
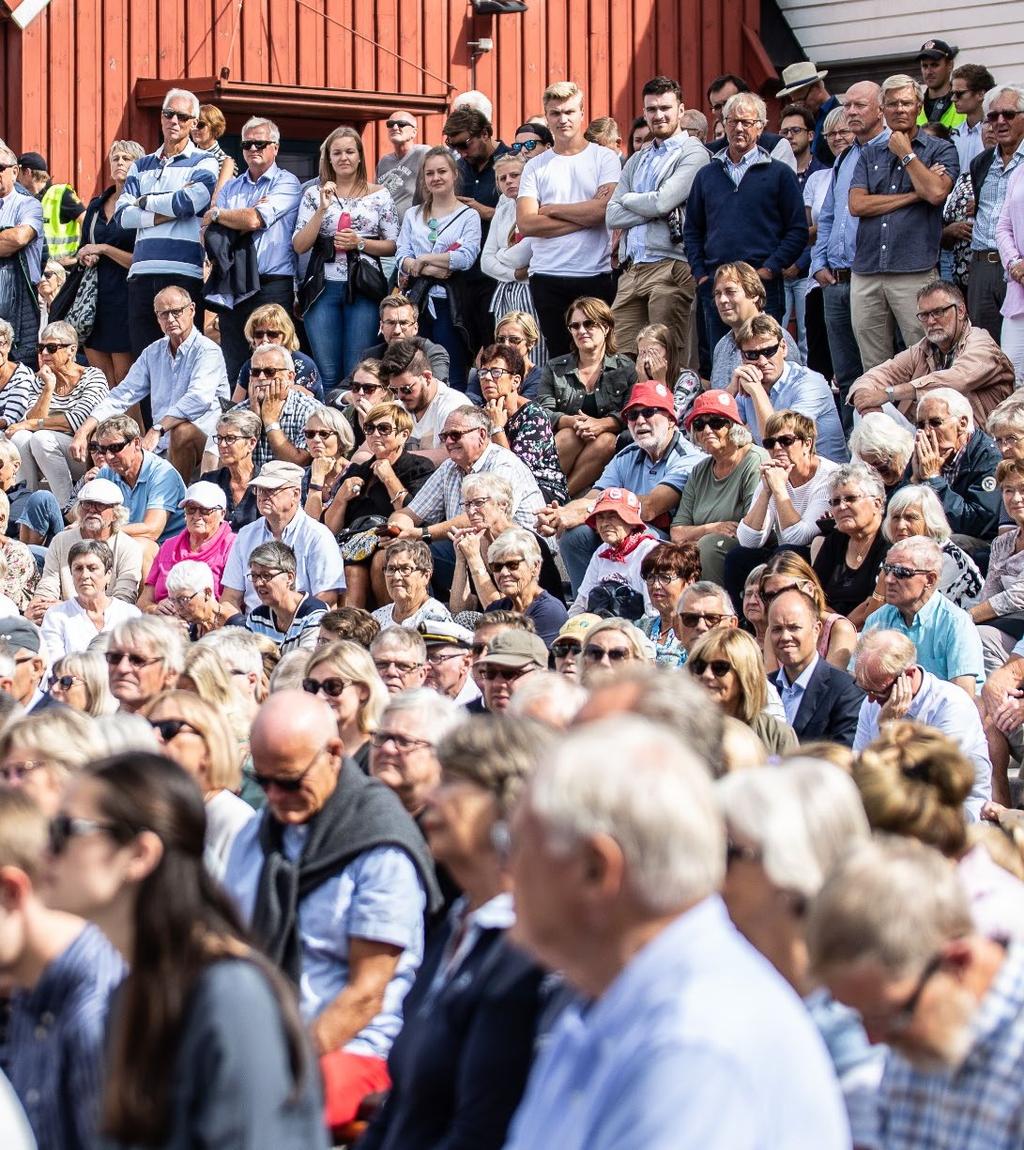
116, 87, 219, 356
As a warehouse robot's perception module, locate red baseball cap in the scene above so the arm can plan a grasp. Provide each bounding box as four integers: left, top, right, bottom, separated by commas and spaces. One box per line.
585, 487, 645, 529
622, 380, 675, 417
683, 389, 743, 429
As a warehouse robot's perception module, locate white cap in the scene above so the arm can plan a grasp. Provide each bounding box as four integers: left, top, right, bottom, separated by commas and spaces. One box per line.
178, 481, 227, 510
76, 478, 124, 506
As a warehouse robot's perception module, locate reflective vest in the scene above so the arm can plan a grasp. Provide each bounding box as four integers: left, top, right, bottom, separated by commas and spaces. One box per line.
41, 183, 81, 260
917, 103, 966, 131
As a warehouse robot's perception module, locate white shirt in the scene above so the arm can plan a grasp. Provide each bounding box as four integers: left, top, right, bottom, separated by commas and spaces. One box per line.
40, 597, 141, 660
410, 382, 468, 451
204, 789, 256, 882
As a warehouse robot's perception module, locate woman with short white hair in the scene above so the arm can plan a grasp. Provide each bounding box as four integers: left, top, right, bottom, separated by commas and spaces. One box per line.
485, 527, 567, 646
849, 411, 915, 494
164, 559, 236, 639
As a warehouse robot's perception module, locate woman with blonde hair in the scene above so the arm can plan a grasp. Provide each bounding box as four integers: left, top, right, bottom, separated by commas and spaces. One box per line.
302, 403, 355, 522
231, 302, 324, 403
578, 617, 652, 687
0, 708, 104, 816
49, 649, 118, 715
302, 639, 389, 769
190, 103, 235, 200
293, 126, 400, 389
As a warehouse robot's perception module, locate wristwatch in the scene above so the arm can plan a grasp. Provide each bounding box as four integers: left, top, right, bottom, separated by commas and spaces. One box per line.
210, 207, 221, 224
265, 421, 282, 433
420, 528, 431, 543
152, 423, 165, 436
899, 152, 915, 169
885, 386, 895, 401
357, 238, 366, 252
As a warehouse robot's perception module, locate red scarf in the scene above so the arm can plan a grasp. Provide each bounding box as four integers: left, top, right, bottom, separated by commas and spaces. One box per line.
597, 530, 655, 564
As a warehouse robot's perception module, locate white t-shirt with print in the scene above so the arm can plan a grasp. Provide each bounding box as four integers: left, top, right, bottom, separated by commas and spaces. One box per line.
410, 382, 470, 449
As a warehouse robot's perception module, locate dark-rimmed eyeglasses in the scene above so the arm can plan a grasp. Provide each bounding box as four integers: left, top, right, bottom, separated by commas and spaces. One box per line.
49, 813, 120, 856
248, 568, 286, 584
384, 564, 424, 578
690, 658, 733, 678
370, 729, 432, 751
162, 108, 196, 122
373, 657, 424, 674
509, 140, 543, 155
779, 126, 809, 137
677, 610, 732, 628
149, 718, 200, 741
763, 434, 803, 450
478, 367, 512, 380
241, 139, 275, 151
740, 342, 781, 362
104, 649, 161, 669
882, 562, 929, 580
386, 119, 416, 130
214, 433, 248, 446
304, 428, 336, 440
302, 676, 352, 698
49, 673, 83, 691
252, 743, 327, 792
155, 304, 192, 321
885, 952, 945, 1034
445, 133, 480, 152
39, 342, 72, 354
479, 664, 532, 682
950, 88, 973, 100
350, 382, 386, 396
725, 117, 762, 129
439, 428, 480, 444
182, 503, 220, 516
915, 302, 957, 324
690, 415, 732, 434
490, 558, 525, 574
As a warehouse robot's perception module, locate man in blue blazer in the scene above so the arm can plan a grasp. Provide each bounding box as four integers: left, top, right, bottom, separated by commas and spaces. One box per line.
767, 589, 864, 747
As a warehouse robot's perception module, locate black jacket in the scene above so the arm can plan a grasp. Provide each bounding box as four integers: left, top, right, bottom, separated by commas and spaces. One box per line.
898, 428, 1002, 540
969, 148, 998, 216
774, 658, 864, 748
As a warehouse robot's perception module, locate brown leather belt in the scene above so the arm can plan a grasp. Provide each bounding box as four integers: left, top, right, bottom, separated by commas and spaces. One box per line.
972, 249, 1001, 264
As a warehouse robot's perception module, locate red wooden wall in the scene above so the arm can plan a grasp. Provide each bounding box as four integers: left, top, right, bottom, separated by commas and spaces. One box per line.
0, 0, 769, 199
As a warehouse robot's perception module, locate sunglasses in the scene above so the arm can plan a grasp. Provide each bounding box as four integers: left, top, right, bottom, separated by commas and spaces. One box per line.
490, 558, 525, 573
479, 664, 531, 682
567, 320, 600, 332
881, 562, 929, 580
740, 342, 781, 362
690, 416, 732, 433
39, 342, 72, 354
182, 504, 220, 518
241, 140, 274, 151
624, 406, 662, 423
350, 382, 385, 395
550, 639, 582, 659
104, 649, 161, 669
0, 164, 18, 174
363, 421, 396, 436
386, 119, 415, 129
445, 134, 479, 152
49, 673, 83, 691
987, 110, 1022, 123
677, 611, 731, 628
149, 718, 200, 741
496, 333, 526, 346
48, 813, 120, 856
690, 658, 733, 678
828, 494, 865, 508
252, 329, 284, 341
509, 140, 543, 155
302, 676, 351, 698
440, 428, 479, 443
252, 744, 325, 793
304, 428, 335, 440
763, 434, 803, 450
250, 366, 285, 379
162, 109, 195, 122
396, 383, 419, 396
582, 646, 633, 662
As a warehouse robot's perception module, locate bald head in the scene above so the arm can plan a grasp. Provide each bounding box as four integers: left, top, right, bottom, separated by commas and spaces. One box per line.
251, 690, 338, 757
844, 82, 883, 141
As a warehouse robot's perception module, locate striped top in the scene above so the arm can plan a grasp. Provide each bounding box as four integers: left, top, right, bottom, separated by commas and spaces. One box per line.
115, 141, 219, 279
1, 365, 110, 432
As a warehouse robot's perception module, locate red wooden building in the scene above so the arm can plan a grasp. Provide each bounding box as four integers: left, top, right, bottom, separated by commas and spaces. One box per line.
0, 0, 780, 197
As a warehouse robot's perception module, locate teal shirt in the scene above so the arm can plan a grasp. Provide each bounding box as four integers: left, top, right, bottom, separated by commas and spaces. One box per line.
862, 591, 984, 689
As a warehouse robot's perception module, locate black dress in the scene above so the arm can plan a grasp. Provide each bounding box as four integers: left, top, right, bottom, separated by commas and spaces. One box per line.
812, 529, 889, 618
79, 187, 135, 354
341, 451, 436, 525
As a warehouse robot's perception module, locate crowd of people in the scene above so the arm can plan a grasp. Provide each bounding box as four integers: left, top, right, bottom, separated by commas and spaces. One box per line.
3, 32, 1024, 1150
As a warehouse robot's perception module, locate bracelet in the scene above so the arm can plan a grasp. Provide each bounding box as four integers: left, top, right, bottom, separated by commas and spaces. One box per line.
870, 593, 885, 602
390, 489, 407, 502
308, 483, 324, 492
36, 419, 43, 430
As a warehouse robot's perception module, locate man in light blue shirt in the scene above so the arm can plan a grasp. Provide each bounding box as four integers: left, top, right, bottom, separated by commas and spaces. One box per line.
505, 716, 851, 1150
861, 536, 984, 693
204, 115, 301, 381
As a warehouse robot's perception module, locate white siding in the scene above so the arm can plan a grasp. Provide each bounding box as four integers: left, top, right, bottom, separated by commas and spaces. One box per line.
777, 0, 1024, 81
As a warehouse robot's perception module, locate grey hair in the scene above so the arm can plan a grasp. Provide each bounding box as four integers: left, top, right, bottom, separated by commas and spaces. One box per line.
89, 712, 162, 756
0, 645, 14, 680
164, 560, 215, 596
916, 278, 964, 307
883, 484, 953, 543
68, 539, 113, 573
807, 835, 973, 979
162, 88, 201, 118
849, 411, 915, 472
108, 139, 145, 163
984, 85, 1024, 117
268, 650, 309, 693
461, 472, 513, 512
0, 140, 17, 167
305, 403, 355, 457
881, 74, 923, 104
822, 106, 847, 135
251, 345, 295, 372
40, 320, 78, 353
678, 579, 737, 616
527, 716, 726, 912
52, 650, 117, 715
446, 405, 492, 435
506, 671, 588, 727
727, 422, 754, 448
886, 534, 944, 575
828, 461, 886, 504
194, 629, 264, 679
96, 414, 141, 441
218, 408, 262, 439
240, 116, 281, 142
918, 387, 974, 432
723, 92, 767, 124
71, 497, 129, 531
0, 318, 14, 345
0, 438, 19, 470
370, 625, 427, 660
250, 540, 297, 576
855, 628, 917, 676
380, 687, 462, 743
107, 616, 185, 673
987, 394, 1024, 437
487, 527, 541, 568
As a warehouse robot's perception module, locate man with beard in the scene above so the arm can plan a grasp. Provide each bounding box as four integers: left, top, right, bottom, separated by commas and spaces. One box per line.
380, 339, 466, 463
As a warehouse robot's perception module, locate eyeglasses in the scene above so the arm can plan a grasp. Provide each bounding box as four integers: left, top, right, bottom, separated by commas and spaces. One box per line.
396, 382, 420, 396
194, 121, 212, 130
779, 126, 809, 137
149, 718, 200, 741
248, 568, 286, 584
386, 119, 415, 130
182, 503, 220, 516
384, 564, 424, 577
582, 645, 634, 663
828, 494, 866, 508
252, 329, 284, 341
381, 316, 416, 329
425, 649, 467, 665
445, 134, 479, 152
48, 813, 120, 856
39, 342, 72, 354
41, 269, 61, 280
725, 117, 762, 129
0, 761, 48, 784
104, 649, 161, 669
643, 571, 679, 586
496, 333, 526, 346
161, 108, 195, 122
886, 952, 945, 1035
214, 434, 248, 445
690, 415, 732, 433
883, 100, 918, 110
169, 591, 199, 609
478, 367, 511, 380
304, 428, 336, 440
508, 140, 543, 155
463, 496, 492, 511
950, 88, 973, 99
91, 439, 132, 456
677, 611, 733, 628
825, 129, 854, 142
155, 304, 192, 321
363, 421, 396, 437
995, 434, 1024, 447
567, 320, 600, 332
987, 109, 1022, 123
302, 676, 352, 698
241, 139, 275, 151
550, 639, 582, 659
373, 658, 424, 674
624, 406, 662, 423
439, 428, 480, 444
490, 558, 525, 573
370, 729, 432, 751
250, 366, 285, 379
914, 417, 949, 430
49, 673, 83, 691
252, 743, 327, 793
0, 164, 18, 174
763, 434, 803, 450
726, 839, 762, 867
916, 302, 957, 324
740, 342, 781, 362
690, 658, 734, 678
350, 382, 385, 396
882, 562, 929, 580
479, 664, 532, 682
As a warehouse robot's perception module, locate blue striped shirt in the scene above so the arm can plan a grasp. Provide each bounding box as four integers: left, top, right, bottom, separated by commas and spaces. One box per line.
3, 923, 125, 1150
115, 141, 219, 279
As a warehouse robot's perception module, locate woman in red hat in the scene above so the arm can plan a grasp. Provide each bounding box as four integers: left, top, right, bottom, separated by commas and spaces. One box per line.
568, 487, 660, 618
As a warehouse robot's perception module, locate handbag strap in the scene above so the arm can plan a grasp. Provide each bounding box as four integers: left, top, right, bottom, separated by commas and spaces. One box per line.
429, 207, 470, 248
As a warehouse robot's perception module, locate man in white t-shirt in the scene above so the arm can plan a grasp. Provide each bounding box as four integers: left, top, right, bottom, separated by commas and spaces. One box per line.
379, 339, 470, 464
517, 81, 621, 357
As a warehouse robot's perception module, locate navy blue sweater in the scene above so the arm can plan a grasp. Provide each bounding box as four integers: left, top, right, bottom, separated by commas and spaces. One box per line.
683, 149, 809, 281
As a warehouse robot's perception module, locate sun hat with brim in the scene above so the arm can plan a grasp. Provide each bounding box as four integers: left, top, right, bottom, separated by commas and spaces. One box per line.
622, 379, 675, 417
178, 480, 227, 510
476, 629, 549, 670
249, 460, 305, 490
556, 613, 603, 643
585, 487, 645, 530
76, 478, 124, 506
683, 389, 743, 429
776, 61, 829, 98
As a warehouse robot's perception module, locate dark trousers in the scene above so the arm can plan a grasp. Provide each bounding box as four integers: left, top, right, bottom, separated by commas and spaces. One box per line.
967, 255, 1006, 345
128, 273, 205, 357
531, 272, 615, 358
217, 276, 295, 385
805, 283, 833, 380
699, 274, 785, 353
460, 268, 497, 362
821, 279, 863, 435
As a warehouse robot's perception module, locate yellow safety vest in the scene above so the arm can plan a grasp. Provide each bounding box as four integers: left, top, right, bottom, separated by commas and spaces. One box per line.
41, 184, 81, 260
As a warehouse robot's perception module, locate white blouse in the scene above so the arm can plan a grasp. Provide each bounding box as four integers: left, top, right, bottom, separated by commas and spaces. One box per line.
292, 185, 399, 282
40, 596, 141, 659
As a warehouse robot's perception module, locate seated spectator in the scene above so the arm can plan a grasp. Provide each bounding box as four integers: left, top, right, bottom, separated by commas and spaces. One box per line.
200, 409, 262, 532
231, 344, 317, 472
379, 340, 467, 464
317, 605, 381, 650
970, 457, 1024, 669
673, 580, 738, 667
471, 310, 546, 402
47, 650, 117, 715
486, 527, 568, 645
373, 539, 452, 630
475, 629, 548, 713
851, 629, 992, 819
87, 415, 186, 545
417, 618, 479, 705
325, 400, 435, 609
104, 615, 185, 714
0, 319, 37, 432
231, 302, 324, 403
335, 358, 394, 457
687, 626, 797, 755
360, 716, 551, 1150
6, 320, 109, 507
550, 613, 602, 680
847, 278, 1013, 424
768, 588, 865, 747
849, 411, 915, 498
672, 390, 765, 585
359, 294, 450, 384
163, 559, 236, 640
301, 403, 356, 522
220, 460, 345, 612
26, 477, 143, 621
463, 610, 534, 708
302, 639, 388, 768
229, 540, 328, 653
636, 541, 702, 667
907, 387, 1002, 546
138, 480, 235, 610
536, 297, 638, 496
578, 617, 653, 687
40, 539, 141, 658
0, 438, 34, 542
72, 288, 228, 481
536, 379, 701, 594
371, 626, 428, 695
878, 483, 983, 608
142, 689, 254, 879
812, 462, 889, 625
635, 322, 701, 426
0, 707, 105, 814
759, 551, 858, 672
570, 488, 659, 619
506, 669, 587, 727
479, 342, 567, 505
708, 261, 802, 389
0, 493, 37, 612
986, 392, 1024, 466
732, 313, 848, 462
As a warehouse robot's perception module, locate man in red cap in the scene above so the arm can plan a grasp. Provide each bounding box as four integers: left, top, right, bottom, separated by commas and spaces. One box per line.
535, 380, 701, 593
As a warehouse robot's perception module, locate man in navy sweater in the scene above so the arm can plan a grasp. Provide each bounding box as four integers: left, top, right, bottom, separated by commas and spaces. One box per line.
684, 92, 808, 351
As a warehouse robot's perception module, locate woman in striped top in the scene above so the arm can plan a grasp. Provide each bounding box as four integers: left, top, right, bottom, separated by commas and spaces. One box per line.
0, 319, 38, 431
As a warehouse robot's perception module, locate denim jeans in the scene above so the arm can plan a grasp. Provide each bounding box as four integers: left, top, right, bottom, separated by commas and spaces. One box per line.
303, 280, 381, 390
821, 280, 864, 434
16, 490, 65, 543
419, 297, 469, 393
783, 276, 810, 361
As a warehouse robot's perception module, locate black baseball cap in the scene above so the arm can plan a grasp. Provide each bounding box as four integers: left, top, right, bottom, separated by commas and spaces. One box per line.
917, 39, 958, 61
17, 152, 48, 172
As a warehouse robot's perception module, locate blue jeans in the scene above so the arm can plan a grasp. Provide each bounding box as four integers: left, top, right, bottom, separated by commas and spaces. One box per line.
303, 280, 381, 390
16, 490, 65, 543
821, 280, 863, 434
783, 276, 810, 361
419, 296, 468, 392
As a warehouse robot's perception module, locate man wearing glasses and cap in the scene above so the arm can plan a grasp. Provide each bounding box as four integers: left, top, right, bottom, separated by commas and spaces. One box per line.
916, 39, 966, 129
417, 618, 480, 705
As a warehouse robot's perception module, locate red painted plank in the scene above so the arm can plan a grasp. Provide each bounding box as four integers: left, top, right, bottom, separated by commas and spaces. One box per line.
73, 0, 101, 193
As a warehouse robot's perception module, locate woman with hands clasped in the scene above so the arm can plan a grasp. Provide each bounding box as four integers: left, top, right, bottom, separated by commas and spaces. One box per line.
301, 405, 355, 521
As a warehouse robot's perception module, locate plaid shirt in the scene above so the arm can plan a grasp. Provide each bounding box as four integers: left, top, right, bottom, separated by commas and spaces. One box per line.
233, 388, 318, 472
879, 942, 1024, 1149
406, 441, 544, 529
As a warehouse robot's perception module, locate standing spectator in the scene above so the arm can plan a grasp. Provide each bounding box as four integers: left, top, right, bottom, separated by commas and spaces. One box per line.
774, 60, 841, 164
606, 75, 708, 358
115, 88, 219, 356
997, 162, 1024, 386
376, 110, 430, 223
848, 75, 958, 371
190, 103, 236, 202
517, 82, 621, 357
950, 64, 995, 169
917, 38, 965, 127
0, 139, 44, 366
76, 139, 144, 387
204, 117, 301, 383
684, 91, 808, 349
293, 126, 400, 389
19, 153, 85, 268
704, 75, 798, 168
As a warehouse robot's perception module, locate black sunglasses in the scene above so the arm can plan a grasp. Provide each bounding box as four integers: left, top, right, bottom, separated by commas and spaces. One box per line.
48, 813, 119, 856
241, 140, 274, 151
162, 108, 195, 122
690, 416, 731, 433
440, 428, 479, 443
149, 718, 199, 741
479, 664, 531, 682
624, 406, 662, 423
350, 382, 385, 395
363, 421, 396, 436
690, 658, 734, 678
881, 563, 929, 580
302, 676, 351, 698
39, 342, 72, 354
740, 342, 781, 362
763, 434, 803, 450
92, 439, 132, 456
386, 119, 415, 129
582, 646, 633, 663
445, 134, 479, 152
551, 640, 582, 659
251, 744, 327, 792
